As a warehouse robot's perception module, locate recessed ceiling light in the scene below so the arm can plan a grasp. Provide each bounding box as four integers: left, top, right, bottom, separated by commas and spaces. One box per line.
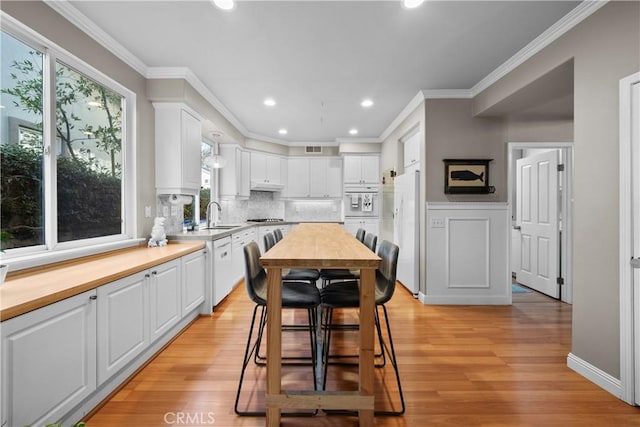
349, 129, 358, 135
402, 0, 425, 9
263, 98, 276, 107
212, 0, 235, 10
360, 99, 374, 108
278, 129, 288, 135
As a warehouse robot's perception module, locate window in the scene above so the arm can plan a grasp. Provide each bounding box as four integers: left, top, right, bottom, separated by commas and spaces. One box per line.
1, 23, 135, 260
184, 141, 212, 228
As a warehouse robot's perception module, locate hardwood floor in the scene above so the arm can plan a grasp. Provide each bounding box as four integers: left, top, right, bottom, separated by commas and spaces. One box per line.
85, 282, 640, 426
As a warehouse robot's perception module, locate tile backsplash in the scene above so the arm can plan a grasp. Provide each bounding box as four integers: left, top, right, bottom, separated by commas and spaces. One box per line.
159, 191, 343, 233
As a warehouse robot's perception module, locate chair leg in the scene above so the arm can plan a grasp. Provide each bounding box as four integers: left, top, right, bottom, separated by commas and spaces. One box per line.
374, 304, 406, 416
235, 304, 265, 416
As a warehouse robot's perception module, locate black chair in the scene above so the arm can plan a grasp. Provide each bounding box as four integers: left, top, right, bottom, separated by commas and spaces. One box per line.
320, 240, 405, 416
264, 232, 320, 285
234, 241, 321, 416
319, 232, 377, 287
273, 228, 284, 242
355, 227, 366, 243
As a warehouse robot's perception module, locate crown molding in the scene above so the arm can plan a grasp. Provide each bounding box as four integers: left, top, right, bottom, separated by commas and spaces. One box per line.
422, 89, 473, 99
44, 0, 148, 76
471, 0, 608, 96
286, 141, 340, 148
334, 137, 382, 144
378, 90, 425, 142
147, 66, 249, 136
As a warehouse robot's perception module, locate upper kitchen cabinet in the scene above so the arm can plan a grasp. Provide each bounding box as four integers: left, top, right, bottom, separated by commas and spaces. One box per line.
343, 155, 380, 185
309, 157, 342, 198
250, 152, 285, 191
219, 145, 250, 199
154, 103, 202, 195
403, 130, 420, 168
286, 157, 310, 198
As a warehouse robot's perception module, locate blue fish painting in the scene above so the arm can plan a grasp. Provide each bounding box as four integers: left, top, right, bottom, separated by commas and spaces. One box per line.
451, 170, 484, 182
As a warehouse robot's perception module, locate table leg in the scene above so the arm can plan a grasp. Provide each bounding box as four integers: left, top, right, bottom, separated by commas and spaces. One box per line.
266, 267, 282, 427
359, 268, 375, 426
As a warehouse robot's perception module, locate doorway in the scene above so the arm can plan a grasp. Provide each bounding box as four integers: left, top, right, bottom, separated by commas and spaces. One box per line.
508, 142, 574, 304
619, 71, 639, 406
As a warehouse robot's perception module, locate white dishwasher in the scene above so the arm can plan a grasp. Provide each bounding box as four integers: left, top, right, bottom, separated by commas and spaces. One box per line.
212, 236, 232, 307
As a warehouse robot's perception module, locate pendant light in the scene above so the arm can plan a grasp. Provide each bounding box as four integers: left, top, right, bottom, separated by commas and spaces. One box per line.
207, 131, 227, 169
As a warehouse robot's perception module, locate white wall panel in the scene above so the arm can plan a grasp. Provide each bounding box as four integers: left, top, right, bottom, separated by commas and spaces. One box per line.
423, 203, 510, 305
446, 218, 490, 288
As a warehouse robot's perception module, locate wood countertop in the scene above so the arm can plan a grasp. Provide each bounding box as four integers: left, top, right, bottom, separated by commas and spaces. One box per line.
0, 241, 205, 321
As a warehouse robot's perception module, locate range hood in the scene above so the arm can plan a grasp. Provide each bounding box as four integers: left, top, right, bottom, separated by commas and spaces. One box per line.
250, 181, 285, 192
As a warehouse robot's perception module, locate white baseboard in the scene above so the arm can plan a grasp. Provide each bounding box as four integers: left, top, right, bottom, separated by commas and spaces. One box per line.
418, 292, 510, 305
567, 352, 622, 399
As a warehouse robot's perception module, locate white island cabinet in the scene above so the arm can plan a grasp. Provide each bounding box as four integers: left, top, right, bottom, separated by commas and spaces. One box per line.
1, 290, 97, 427
154, 103, 202, 195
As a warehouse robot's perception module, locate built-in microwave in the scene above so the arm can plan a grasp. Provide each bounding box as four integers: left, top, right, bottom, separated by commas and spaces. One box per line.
344, 186, 380, 217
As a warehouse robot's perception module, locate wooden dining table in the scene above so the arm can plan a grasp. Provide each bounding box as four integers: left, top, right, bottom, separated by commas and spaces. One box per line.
259, 223, 381, 426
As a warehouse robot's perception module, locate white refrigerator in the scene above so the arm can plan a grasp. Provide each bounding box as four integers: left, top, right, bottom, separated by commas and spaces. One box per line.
394, 167, 419, 295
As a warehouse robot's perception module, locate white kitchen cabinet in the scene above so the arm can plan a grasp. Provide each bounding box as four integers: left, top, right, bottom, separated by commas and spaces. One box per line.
309, 157, 342, 198
403, 131, 420, 168
219, 145, 250, 199
286, 157, 310, 197
344, 218, 379, 239
257, 224, 291, 253
97, 270, 149, 385
212, 237, 233, 306
154, 103, 202, 195
231, 228, 258, 285
1, 290, 97, 427
343, 155, 380, 185
251, 152, 283, 187
182, 249, 206, 317
148, 259, 181, 344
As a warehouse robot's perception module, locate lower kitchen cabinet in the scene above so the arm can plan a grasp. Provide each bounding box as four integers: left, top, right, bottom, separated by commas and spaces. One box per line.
1, 249, 204, 427
231, 228, 258, 286
1, 290, 97, 427
97, 271, 149, 385
182, 249, 206, 317
148, 259, 181, 345
344, 218, 379, 239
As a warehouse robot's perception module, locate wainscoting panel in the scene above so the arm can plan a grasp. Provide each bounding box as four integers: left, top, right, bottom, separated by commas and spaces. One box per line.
446, 218, 490, 288
423, 203, 510, 305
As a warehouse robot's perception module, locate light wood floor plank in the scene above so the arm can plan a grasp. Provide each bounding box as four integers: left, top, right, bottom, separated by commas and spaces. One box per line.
85, 283, 640, 426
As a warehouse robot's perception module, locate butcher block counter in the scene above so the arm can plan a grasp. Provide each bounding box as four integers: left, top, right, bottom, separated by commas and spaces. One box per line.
0, 241, 205, 321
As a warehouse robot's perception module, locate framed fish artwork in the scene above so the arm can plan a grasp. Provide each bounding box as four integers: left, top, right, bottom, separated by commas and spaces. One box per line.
443, 159, 494, 194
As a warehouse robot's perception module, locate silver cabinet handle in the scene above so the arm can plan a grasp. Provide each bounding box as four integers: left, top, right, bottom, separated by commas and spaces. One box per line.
513, 225, 521, 230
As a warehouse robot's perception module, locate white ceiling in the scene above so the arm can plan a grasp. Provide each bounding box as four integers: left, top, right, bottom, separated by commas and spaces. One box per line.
63, 0, 581, 144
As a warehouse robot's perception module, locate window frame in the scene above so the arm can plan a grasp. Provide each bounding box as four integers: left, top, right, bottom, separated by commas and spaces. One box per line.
1, 14, 138, 269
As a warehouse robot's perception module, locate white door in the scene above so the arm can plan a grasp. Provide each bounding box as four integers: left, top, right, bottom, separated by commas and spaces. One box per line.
516, 150, 560, 298
632, 81, 640, 405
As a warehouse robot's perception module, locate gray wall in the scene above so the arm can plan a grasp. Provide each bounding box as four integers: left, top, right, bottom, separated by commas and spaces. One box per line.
477, 1, 639, 379
1, 1, 156, 238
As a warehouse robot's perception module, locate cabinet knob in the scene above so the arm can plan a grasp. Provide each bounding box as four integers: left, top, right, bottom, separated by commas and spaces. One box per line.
89, 295, 97, 301
145, 273, 151, 278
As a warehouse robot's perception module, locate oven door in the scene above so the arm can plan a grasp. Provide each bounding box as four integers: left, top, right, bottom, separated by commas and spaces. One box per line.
344, 192, 379, 217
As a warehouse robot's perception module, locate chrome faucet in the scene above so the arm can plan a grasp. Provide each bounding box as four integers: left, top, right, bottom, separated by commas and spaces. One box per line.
206, 201, 222, 228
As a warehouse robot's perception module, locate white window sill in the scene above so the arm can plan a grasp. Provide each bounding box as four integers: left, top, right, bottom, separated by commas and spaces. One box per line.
1, 238, 146, 273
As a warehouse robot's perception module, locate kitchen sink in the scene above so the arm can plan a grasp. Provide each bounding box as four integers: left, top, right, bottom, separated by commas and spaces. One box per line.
202, 224, 243, 230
